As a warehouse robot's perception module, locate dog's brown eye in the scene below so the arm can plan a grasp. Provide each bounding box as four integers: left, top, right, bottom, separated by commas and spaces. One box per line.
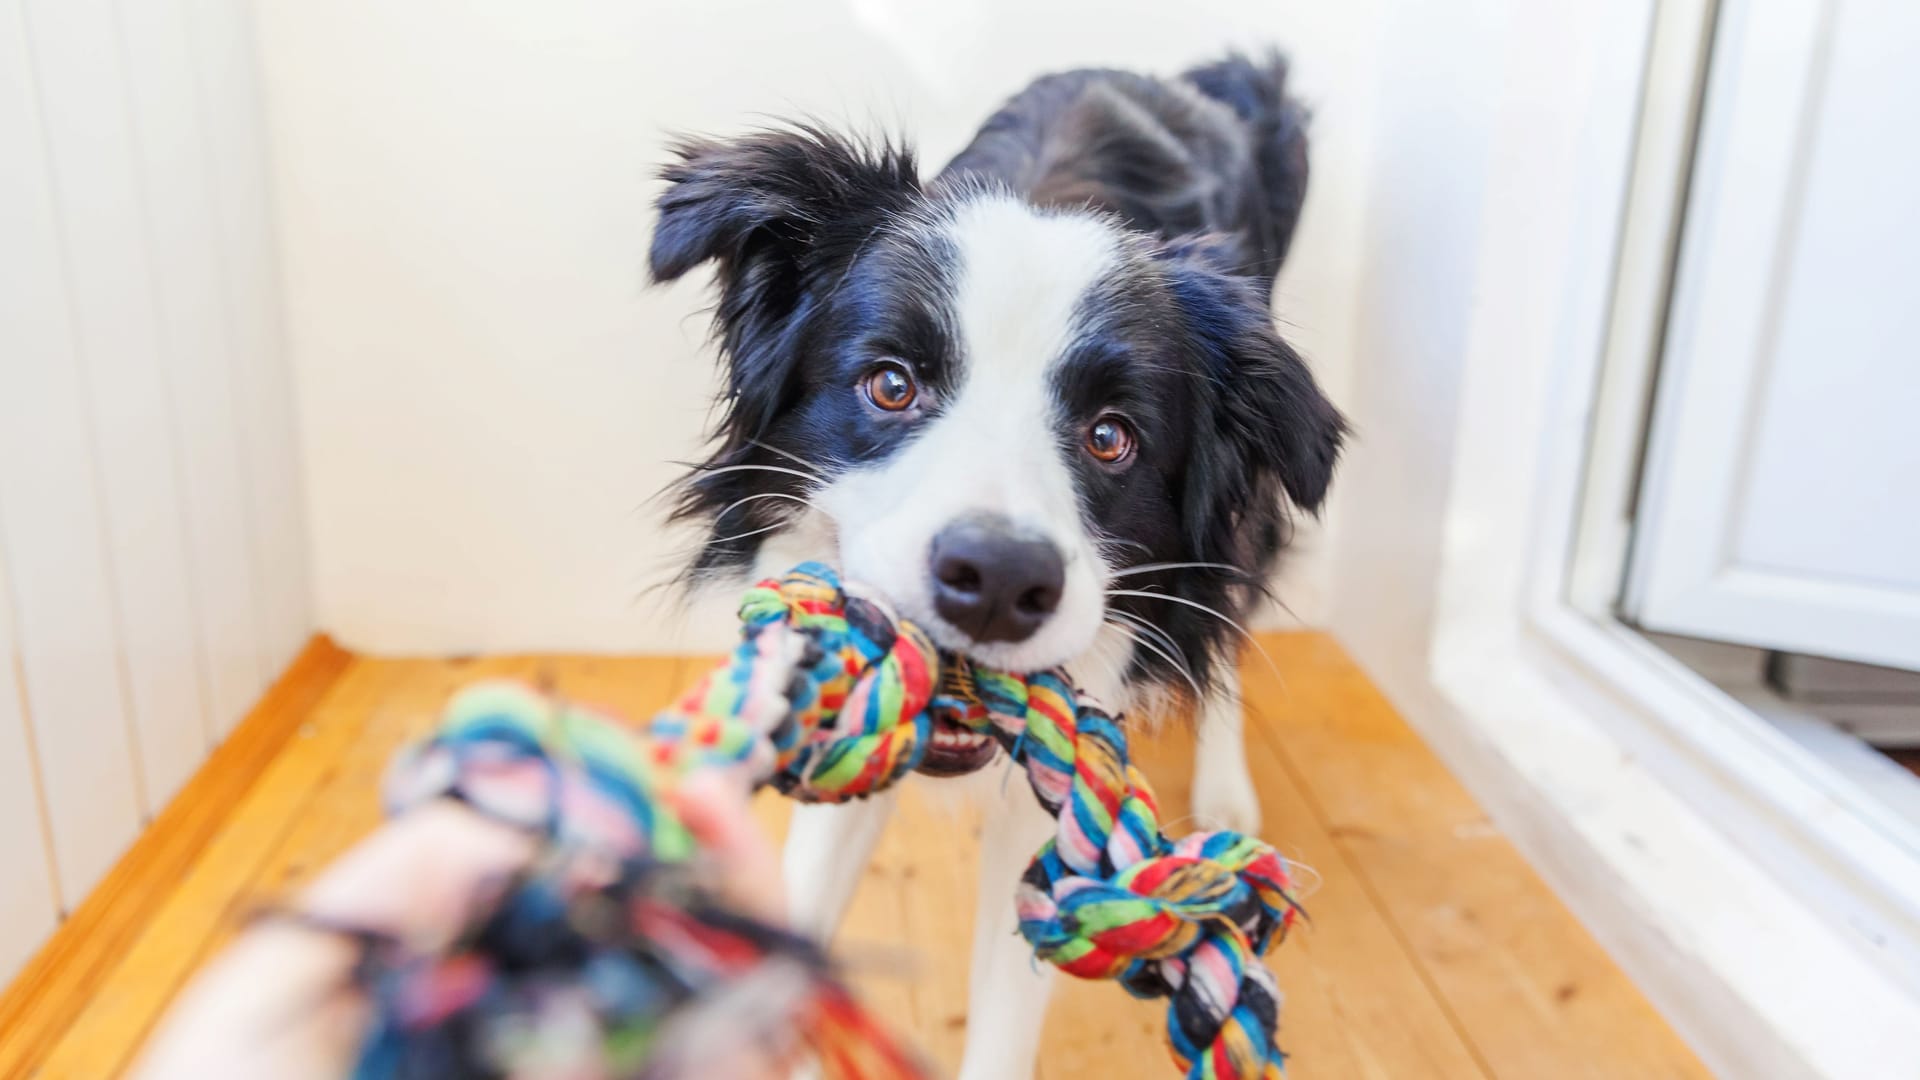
864, 364, 917, 412
1087, 416, 1136, 464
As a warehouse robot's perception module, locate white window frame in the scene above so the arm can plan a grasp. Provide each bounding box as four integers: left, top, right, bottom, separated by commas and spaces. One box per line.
1400, 0, 1920, 1074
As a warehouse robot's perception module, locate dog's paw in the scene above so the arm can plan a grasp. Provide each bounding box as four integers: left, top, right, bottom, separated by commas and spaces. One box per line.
1191, 745, 1263, 836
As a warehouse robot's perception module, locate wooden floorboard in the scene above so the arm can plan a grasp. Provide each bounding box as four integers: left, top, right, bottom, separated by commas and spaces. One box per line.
1242, 635, 1711, 1080
0, 636, 353, 1080
1108, 718, 1489, 1080
4, 633, 1708, 1079
30, 655, 403, 1079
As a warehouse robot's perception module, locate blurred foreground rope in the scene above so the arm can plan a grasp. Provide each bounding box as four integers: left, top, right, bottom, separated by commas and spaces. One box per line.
352, 562, 1300, 1079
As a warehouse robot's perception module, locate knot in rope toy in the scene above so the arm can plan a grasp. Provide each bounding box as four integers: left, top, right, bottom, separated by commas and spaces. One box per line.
651, 566, 940, 802
364, 562, 1299, 1080
927, 649, 1298, 1079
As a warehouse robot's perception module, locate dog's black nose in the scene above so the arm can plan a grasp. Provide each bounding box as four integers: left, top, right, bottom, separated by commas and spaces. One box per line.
929, 515, 1065, 644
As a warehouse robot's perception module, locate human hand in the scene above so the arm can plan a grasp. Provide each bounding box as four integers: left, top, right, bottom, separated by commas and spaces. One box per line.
134, 771, 787, 1080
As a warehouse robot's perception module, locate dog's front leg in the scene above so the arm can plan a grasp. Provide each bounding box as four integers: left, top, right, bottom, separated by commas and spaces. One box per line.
782, 790, 900, 940
1190, 665, 1262, 834
956, 776, 1058, 1080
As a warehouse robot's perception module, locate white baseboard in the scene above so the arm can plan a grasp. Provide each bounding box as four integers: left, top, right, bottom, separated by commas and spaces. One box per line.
1417, 618, 1917, 1079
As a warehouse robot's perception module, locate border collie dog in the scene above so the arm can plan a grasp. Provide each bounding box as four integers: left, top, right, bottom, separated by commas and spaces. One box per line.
650, 53, 1342, 1078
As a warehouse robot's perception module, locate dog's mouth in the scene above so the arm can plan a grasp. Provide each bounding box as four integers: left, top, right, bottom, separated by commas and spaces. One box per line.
911, 612, 1090, 684
915, 712, 999, 777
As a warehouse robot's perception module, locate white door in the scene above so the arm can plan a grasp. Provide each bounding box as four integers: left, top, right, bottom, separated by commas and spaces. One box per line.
1625, 0, 1920, 671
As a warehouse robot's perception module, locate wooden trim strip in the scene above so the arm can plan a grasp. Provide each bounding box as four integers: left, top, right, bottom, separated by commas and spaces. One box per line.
0, 635, 354, 1078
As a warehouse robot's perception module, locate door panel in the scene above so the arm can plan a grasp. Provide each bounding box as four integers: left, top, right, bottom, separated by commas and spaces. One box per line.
1626, 0, 1920, 669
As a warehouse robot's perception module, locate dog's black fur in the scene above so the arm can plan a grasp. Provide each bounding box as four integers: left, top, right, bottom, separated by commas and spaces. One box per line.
651, 52, 1344, 698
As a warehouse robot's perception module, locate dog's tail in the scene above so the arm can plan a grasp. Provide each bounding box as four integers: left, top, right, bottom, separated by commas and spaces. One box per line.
1182, 51, 1310, 279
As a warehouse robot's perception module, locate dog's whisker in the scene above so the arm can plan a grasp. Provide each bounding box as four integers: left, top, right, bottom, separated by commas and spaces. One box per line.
1105, 589, 1254, 637
713, 490, 834, 524
1106, 607, 1183, 660
1090, 529, 1154, 560
745, 438, 836, 483
1109, 561, 1250, 580
1116, 608, 1253, 717
1104, 587, 1284, 682
1105, 608, 1209, 701
706, 521, 796, 548
1104, 618, 1206, 705
683, 462, 826, 487
1106, 606, 1197, 671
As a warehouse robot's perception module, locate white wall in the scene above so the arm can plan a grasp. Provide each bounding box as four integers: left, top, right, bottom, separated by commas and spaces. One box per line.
1323, 0, 1507, 713
0, 0, 309, 980
257, 0, 1382, 655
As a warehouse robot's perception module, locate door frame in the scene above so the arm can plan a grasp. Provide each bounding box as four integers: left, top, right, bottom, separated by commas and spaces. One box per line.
1567, 0, 1920, 943
1382, 0, 1920, 1073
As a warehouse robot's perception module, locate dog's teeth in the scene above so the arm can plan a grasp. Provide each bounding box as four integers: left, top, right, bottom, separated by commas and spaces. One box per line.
926, 725, 990, 755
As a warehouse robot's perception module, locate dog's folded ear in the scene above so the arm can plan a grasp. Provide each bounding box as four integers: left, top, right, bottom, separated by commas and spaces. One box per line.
1239, 326, 1345, 515
1162, 247, 1345, 517
648, 129, 917, 438
650, 127, 919, 441
650, 126, 920, 285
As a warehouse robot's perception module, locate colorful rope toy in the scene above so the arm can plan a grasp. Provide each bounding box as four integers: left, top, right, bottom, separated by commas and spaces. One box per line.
356, 562, 1301, 1079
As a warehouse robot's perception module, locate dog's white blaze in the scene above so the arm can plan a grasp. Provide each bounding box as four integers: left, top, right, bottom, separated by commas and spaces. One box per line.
822, 194, 1122, 671
947, 196, 1118, 390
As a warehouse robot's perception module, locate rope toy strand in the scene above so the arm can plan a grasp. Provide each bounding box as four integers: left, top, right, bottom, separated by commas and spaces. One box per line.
358, 562, 1300, 1079
942, 667, 1298, 1078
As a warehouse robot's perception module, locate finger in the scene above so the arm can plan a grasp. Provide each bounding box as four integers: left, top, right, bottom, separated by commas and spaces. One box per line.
667, 772, 786, 923
298, 800, 539, 947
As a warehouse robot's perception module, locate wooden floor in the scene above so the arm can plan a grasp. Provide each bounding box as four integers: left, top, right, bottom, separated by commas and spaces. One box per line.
0, 633, 1709, 1079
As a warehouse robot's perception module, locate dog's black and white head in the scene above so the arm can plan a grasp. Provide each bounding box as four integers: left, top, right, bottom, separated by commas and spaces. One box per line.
651, 126, 1341, 742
